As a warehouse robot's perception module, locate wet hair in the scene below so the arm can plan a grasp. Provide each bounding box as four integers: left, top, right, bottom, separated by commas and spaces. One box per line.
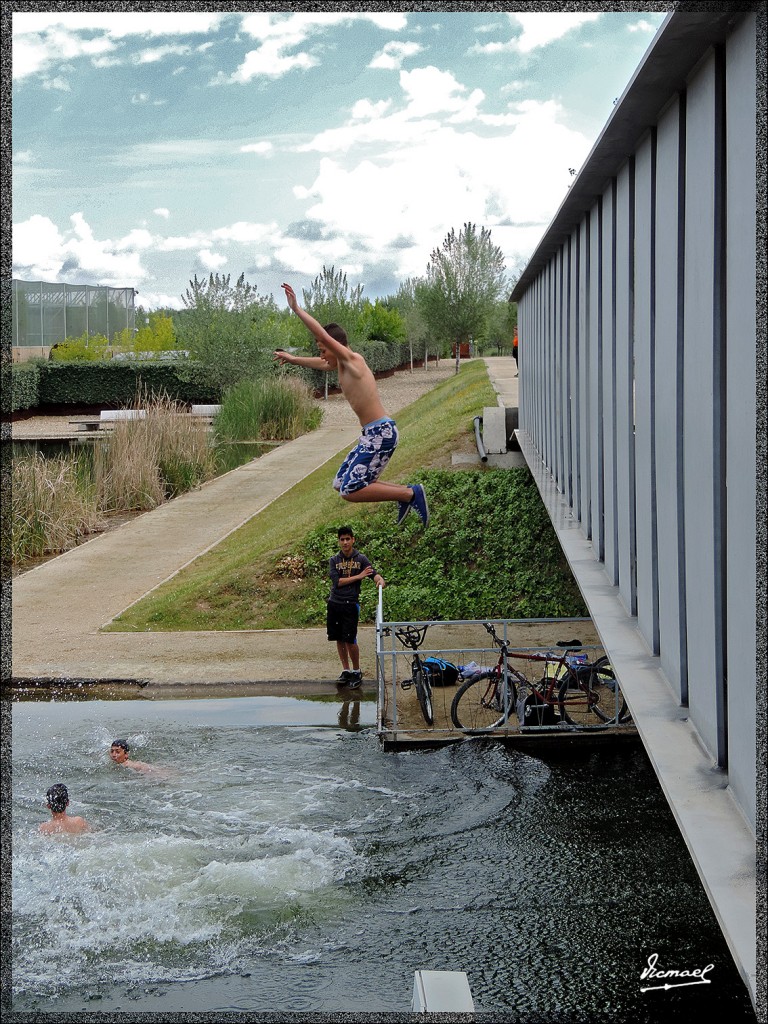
46, 784, 69, 814
337, 526, 355, 539
323, 323, 348, 346
111, 739, 129, 753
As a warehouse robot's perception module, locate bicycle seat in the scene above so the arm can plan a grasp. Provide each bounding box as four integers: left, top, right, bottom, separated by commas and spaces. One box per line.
556, 639, 582, 649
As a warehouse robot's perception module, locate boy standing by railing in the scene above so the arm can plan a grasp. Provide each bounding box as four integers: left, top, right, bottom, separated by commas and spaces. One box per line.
328, 526, 384, 688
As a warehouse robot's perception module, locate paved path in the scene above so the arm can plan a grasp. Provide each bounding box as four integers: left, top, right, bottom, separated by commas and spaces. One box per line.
11, 359, 517, 688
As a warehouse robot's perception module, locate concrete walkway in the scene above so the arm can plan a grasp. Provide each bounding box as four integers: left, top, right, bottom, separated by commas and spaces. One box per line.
11, 359, 518, 688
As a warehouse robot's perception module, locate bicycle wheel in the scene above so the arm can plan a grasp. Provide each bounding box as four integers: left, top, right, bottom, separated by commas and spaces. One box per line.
558, 667, 599, 727
589, 656, 630, 723
413, 664, 434, 726
560, 661, 629, 726
451, 673, 513, 732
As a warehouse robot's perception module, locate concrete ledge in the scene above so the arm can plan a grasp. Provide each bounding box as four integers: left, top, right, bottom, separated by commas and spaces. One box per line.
517, 430, 757, 1008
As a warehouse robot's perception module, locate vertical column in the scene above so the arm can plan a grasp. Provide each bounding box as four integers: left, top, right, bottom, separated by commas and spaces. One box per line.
655, 94, 688, 702
589, 200, 604, 560
602, 180, 619, 586
615, 159, 637, 615
634, 131, 660, 654
682, 50, 721, 759
724, 12, 757, 824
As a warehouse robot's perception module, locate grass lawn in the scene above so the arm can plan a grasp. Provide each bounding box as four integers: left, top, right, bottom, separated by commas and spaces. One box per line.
105, 360, 587, 632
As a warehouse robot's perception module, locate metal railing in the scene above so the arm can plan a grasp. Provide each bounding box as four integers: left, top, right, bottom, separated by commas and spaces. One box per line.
375, 590, 626, 738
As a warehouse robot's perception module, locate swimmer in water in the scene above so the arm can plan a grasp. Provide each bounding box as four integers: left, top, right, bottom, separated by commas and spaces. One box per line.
39, 783, 90, 834
109, 738, 153, 773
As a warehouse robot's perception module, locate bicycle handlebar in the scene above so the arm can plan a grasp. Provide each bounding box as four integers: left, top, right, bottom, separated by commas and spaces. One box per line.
394, 624, 430, 650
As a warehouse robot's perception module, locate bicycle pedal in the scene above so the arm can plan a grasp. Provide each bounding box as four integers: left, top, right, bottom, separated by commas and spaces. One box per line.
400, 680, 413, 690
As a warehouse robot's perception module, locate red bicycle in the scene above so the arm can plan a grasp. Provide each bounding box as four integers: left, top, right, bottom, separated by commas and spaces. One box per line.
450, 622, 630, 732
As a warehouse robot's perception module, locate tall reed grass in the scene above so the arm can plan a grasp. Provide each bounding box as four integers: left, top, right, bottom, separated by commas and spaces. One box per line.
13, 395, 218, 564
93, 394, 216, 510
12, 451, 105, 561
214, 377, 322, 442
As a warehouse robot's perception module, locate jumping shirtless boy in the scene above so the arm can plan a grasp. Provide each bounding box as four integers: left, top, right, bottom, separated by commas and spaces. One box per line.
274, 283, 429, 526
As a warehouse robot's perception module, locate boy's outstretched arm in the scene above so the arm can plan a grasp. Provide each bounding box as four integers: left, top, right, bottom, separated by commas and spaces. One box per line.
274, 349, 328, 370
282, 283, 351, 362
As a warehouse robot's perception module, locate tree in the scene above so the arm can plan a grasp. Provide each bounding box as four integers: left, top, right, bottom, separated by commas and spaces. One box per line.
357, 299, 405, 346
175, 273, 276, 394
301, 265, 364, 342
417, 223, 507, 371
483, 299, 517, 356
389, 278, 433, 371
182, 272, 263, 313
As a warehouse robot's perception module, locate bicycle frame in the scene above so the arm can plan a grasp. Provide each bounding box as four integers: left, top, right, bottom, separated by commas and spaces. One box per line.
483, 623, 597, 713
393, 624, 434, 726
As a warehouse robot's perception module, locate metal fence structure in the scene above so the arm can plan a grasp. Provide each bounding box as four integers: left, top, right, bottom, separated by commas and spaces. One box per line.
509, 10, 760, 1006
374, 591, 628, 739
12, 279, 137, 349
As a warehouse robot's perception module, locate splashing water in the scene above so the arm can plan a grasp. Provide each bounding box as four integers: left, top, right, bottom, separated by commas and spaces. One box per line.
11, 696, 756, 1019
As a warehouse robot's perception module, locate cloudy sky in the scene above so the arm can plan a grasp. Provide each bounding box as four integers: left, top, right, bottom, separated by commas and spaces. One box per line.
12, 8, 668, 310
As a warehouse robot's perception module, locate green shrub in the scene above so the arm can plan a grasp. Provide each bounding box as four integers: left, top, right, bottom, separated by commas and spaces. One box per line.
214, 376, 322, 441
2, 361, 41, 413
36, 360, 219, 407
294, 468, 588, 624
49, 332, 110, 361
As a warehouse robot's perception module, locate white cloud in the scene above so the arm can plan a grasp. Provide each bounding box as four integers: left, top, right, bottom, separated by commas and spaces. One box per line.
368, 41, 423, 70
13, 213, 150, 286
114, 228, 154, 251
629, 19, 661, 34
223, 39, 318, 83
134, 290, 184, 311
299, 66, 484, 154
42, 76, 71, 92
210, 222, 277, 244
134, 44, 191, 64
290, 95, 591, 282
92, 55, 123, 69
400, 66, 484, 121
240, 142, 274, 156
131, 93, 150, 104
14, 150, 35, 164
472, 13, 601, 56
222, 11, 407, 83
198, 249, 228, 270
350, 99, 392, 121
12, 13, 224, 81
153, 208, 170, 219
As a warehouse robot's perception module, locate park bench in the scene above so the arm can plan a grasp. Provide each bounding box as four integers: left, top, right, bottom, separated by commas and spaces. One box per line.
190, 404, 221, 423
69, 409, 147, 432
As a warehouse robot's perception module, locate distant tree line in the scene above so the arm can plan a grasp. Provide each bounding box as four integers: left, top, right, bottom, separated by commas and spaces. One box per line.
31, 222, 521, 400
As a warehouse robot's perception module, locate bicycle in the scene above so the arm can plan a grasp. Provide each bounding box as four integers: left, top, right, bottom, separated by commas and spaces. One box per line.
393, 624, 434, 726
450, 622, 630, 732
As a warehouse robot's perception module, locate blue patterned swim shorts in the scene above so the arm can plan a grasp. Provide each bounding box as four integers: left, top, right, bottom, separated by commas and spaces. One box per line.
333, 417, 399, 496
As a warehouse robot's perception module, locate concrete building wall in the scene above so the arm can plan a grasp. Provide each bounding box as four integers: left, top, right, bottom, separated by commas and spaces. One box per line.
511, 14, 761, 1004
514, 11, 758, 833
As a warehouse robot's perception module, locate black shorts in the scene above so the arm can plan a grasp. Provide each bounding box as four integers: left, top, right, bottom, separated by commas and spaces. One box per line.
327, 601, 359, 644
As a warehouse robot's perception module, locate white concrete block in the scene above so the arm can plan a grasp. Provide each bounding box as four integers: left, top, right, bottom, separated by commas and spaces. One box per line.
412, 970, 475, 1013
482, 406, 507, 453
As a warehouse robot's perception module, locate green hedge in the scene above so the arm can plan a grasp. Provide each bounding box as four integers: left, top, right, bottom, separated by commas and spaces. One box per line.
286, 337, 413, 393
3, 362, 42, 414
35, 361, 220, 407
